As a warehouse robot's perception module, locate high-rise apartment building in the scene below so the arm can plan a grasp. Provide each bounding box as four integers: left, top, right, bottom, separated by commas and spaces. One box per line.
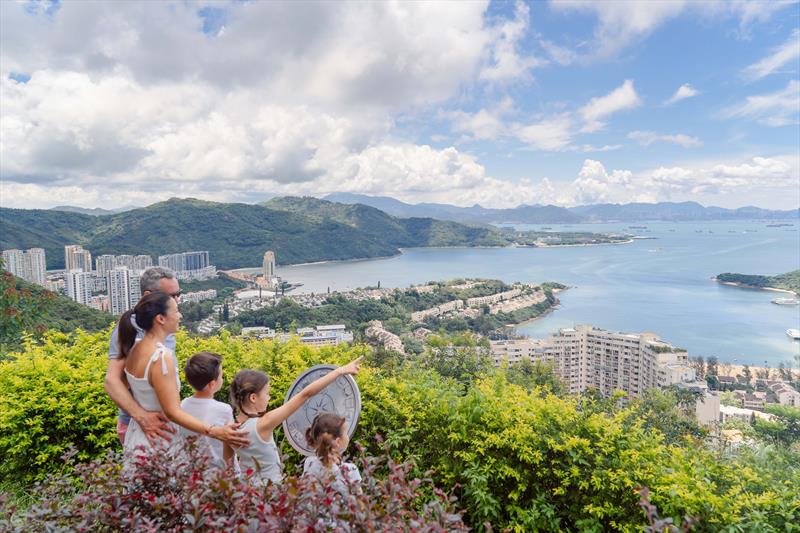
134, 255, 153, 271
158, 251, 214, 280
95, 255, 116, 277
263, 251, 276, 286
107, 267, 133, 316
490, 325, 695, 398
2, 248, 47, 286
25, 248, 47, 285
64, 245, 92, 272
115, 255, 135, 270
2, 249, 24, 276
65, 269, 93, 306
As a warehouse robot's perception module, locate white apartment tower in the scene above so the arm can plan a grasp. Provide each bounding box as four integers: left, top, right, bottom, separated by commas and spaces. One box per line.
95, 255, 116, 277
2, 248, 47, 286
25, 248, 47, 285
2, 249, 24, 275
107, 267, 133, 315
64, 245, 92, 272
263, 251, 276, 285
65, 269, 93, 306
133, 255, 153, 271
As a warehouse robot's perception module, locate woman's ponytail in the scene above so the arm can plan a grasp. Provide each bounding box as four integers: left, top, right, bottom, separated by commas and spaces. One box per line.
117, 310, 137, 359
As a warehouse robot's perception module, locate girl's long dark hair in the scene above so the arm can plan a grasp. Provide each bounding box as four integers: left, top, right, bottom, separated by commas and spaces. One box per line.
117, 291, 173, 359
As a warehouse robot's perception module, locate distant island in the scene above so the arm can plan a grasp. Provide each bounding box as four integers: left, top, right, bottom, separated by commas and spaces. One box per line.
716, 270, 800, 296
1, 197, 628, 270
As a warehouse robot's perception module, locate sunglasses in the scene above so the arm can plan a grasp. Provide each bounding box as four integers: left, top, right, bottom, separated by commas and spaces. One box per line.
169, 291, 182, 299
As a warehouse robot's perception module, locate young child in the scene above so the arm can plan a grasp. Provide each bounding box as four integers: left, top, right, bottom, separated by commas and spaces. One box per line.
303, 412, 361, 495
229, 356, 362, 486
180, 352, 235, 467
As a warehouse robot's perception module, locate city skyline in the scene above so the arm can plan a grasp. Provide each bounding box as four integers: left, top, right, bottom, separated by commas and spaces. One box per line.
1, 1, 798, 211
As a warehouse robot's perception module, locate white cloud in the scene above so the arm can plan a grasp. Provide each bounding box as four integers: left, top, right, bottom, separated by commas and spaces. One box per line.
628, 131, 702, 148
722, 80, 800, 126
579, 80, 642, 132
547, 0, 796, 59
480, 1, 542, 82
664, 84, 699, 105
742, 29, 800, 80
549, 0, 687, 57
513, 114, 574, 151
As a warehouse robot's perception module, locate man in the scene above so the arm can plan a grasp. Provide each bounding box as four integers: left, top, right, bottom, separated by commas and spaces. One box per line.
105, 267, 181, 444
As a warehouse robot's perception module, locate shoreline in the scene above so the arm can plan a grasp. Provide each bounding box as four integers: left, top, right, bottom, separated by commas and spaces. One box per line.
505, 288, 566, 328
225, 238, 634, 272
713, 278, 798, 296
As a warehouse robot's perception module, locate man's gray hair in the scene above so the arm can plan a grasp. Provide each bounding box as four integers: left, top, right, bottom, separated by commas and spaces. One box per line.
140, 266, 176, 293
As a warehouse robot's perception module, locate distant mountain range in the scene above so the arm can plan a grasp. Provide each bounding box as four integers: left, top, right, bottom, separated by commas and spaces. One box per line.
1, 197, 506, 270
324, 193, 799, 224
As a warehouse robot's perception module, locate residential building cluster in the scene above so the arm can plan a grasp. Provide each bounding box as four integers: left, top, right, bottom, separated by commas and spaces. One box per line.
488, 290, 545, 315
158, 251, 216, 280
411, 299, 464, 323
181, 289, 218, 304
466, 288, 521, 307
489, 325, 698, 397
240, 324, 354, 347
2, 247, 46, 285
365, 320, 406, 354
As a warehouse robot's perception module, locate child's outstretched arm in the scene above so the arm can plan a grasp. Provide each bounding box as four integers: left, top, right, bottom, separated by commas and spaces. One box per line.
257, 356, 363, 434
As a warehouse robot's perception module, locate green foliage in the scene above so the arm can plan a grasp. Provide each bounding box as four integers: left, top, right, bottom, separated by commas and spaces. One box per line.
752, 404, 800, 446
2, 330, 799, 531
0, 330, 118, 485
505, 358, 567, 396
179, 273, 248, 296
1, 271, 112, 354
717, 270, 800, 295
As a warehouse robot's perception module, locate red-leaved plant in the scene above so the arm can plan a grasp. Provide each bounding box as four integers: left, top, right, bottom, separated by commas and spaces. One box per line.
0, 437, 468, 532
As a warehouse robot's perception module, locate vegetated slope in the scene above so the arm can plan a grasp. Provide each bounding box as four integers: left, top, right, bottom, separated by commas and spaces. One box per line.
2, 197, 510, 269
717, 269, 800, 295
265, 196, 507, 248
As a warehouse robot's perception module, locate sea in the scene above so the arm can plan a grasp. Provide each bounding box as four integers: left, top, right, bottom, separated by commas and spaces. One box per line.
236, 221, 800, 367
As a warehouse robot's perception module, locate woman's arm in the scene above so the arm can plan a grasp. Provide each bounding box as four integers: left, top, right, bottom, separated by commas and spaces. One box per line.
150, 354, 250, 448
257, 356, 363, 434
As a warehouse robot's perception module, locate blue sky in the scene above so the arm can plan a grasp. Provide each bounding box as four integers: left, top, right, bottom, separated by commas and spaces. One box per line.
1, 0, 798, 209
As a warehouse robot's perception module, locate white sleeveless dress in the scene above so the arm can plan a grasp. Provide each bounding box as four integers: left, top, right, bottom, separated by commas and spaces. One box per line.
123, 342, 180, 454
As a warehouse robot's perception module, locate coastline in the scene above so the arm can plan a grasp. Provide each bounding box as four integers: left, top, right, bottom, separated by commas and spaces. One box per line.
505, 288, 566, 328
225, 238, 634, 272
713, 278, 798, 296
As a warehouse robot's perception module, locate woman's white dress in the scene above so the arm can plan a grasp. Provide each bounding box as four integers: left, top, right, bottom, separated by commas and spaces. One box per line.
123, 342, 180, 454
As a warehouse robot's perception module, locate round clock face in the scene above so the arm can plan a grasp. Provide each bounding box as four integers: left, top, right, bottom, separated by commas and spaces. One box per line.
282, 365, 361, 456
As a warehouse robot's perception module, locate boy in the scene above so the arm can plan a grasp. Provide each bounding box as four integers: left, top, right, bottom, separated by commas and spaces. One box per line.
181, 352, 235, 466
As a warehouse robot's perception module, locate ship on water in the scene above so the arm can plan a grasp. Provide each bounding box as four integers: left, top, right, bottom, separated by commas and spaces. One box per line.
788, 329, 800, 340
772, 298, 800, 305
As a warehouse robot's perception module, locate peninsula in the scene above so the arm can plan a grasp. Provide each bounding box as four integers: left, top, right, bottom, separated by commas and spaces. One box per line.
715, 270, 800, 296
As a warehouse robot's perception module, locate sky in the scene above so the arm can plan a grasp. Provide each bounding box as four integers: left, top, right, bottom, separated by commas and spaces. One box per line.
1, 0, 799, 210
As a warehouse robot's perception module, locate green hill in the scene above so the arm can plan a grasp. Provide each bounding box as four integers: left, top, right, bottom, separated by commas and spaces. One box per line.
1, 198, 509, 270
264, 196, 506, 248
1, 272, 113, 351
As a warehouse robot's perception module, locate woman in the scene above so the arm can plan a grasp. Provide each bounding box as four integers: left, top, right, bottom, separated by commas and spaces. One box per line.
117, 291, 248, 454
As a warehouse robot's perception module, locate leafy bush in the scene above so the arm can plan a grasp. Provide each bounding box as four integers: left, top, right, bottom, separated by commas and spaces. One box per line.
2, 329, 798, 531
0, 330, 117, 485
0, 440, 467, 532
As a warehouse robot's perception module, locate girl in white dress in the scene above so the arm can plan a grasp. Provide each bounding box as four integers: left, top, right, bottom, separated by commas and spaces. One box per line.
118, 292, 249, 458
229, 357, 362, 486
303, 413, 362, 495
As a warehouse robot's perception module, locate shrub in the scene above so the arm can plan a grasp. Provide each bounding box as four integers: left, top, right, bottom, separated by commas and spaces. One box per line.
0, 440, 467, 532
0, 329, 117, 485
2, 329, 798, 531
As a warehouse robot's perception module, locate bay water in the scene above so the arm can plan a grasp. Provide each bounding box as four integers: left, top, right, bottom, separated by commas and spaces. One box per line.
258, 221, 800, 366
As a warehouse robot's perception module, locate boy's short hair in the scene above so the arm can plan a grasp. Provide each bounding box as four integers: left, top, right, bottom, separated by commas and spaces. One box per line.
184, 352, 222, 391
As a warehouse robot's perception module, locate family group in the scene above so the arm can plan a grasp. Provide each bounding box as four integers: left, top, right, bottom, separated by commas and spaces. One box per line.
104, 267, 363, 490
